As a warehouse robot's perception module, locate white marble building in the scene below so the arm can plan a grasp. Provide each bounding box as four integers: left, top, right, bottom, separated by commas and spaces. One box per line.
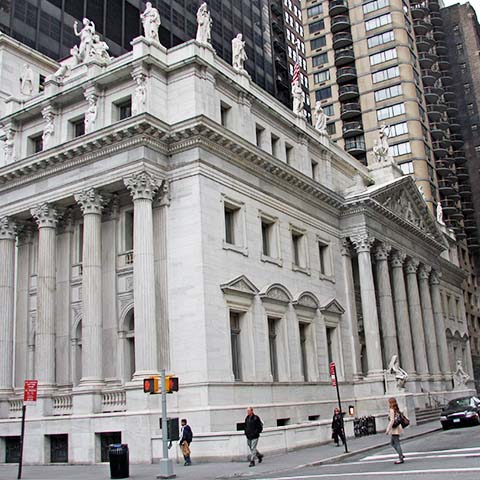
0, 28, 475, 464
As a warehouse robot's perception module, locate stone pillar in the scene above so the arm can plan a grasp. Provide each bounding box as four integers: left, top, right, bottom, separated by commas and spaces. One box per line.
374, 243, 398, 365
351, 233, 383, 375
430, 270, 450, 374
0, 217, 16, 393
390, 252, 415, 374
124, 171, 159, 378
75, 188, 106, 386
405, 258, 429, 375
340, 239, 361, 379
31, 204, 59, 386
418, 264, 441, 375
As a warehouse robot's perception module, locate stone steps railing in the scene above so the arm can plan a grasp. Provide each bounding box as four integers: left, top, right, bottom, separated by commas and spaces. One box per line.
9, 399, 23, 418
102, 390, 127, 412
53, 394, 73, 415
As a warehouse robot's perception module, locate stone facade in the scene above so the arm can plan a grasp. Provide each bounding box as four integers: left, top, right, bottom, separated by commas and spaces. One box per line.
0, 31, 474, 464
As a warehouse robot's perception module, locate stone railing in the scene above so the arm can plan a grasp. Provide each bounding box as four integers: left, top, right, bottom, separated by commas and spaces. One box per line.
102, 390, 127, 413
117, 251, 134, 269
52, 394, 73, 415
9, 399, 23, 418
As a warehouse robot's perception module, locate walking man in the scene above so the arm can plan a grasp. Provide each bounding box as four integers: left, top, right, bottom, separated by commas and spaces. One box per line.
244, 406, 264, 467
179, 418, 193, 466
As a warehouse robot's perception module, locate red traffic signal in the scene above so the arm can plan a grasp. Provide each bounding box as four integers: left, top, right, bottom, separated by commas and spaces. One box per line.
143, 377, 159, 394
165, 375, 179, 393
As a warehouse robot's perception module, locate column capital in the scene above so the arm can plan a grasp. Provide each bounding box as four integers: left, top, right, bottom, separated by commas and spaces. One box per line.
31, 203, 60, 228
75, 188, 106, 215
390, 251, 406, 268
350, 233, 375, 253
430, 269, 441, 285
16, 222, 35, 244
418, 264, 432, 280
405, 257, 420, 274
340, 238, 352, 257
373, 242, 391, 261
124, 171, 160, 201
0, 217, 16, 240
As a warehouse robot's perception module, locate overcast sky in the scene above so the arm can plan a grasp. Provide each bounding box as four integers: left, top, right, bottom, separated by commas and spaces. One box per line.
442, 0, 480, 16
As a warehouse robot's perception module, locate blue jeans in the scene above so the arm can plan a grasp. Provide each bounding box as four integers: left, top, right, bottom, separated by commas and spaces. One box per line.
247, 437, 261, 461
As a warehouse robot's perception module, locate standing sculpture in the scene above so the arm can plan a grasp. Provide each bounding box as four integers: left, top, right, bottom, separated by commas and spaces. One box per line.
292, 81, 304, 117
196, 2, 212, 45
3, 128, 15, 163
372, 124, 392, 163
73, 18, 96, 63
132, 75, 147, 115
387, 355, 408, 389
453, 359, 470, 389
314, 101, 329, 135
436, 202, 445, 225
84, 95, 98, 134
232, 34, 247, 73
91, 34, 110, 63
20, 64, 34, 96
42, 111, 55, 149
141, 2, 161, 44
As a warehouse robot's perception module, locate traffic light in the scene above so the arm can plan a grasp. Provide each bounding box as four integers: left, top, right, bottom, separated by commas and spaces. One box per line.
164, 375, 179, 393
143, 376, 159, 394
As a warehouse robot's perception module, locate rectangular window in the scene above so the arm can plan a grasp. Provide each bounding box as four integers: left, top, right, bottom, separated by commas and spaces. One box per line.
367, 30, 395, 48
309, 19, 325, 33
285, 143, 294, 165
268, 317, 279, 381
327, 122, 336, 135
363, 0, 390, 14
372, 66, 400, 83
323, 104, 334, 116
299, 322, 309, 381
314, 69, 330, 84
117, 99, 132, 120
326, 327, 335, 363
388, 121, 408, 137
376, 102, 405, 120
318, 241, 330, 276
389, 141, 411, 157
271, 134, 280, 158
230, 311, 242, 381
224, 206, 237, 245
374, 84, 402, 102
307, 4, 323, 17
400, 161, 413, 174
220, 102, 231, 128
311, 36, 326, 50
369, 47, 397, 66
261, 216, 278, 258
311, 159, 319, 181
315, 86, 332, 101
71, 118, 85, 138
365, 13, 392, 31
29, 134, 43, 154
291, 229, 307, 269
124, 210, 134, 251
49, 434, 68, 463
312, 52, 328, 67
77, 223, 84, 263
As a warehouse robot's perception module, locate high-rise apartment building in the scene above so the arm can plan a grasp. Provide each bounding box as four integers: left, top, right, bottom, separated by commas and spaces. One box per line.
0, 0, 308, 112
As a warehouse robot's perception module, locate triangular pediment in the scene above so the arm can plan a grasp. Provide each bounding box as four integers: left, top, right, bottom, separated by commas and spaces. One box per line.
368, 177, 445, 245
320, 298, 345, 315
220, 275, 258, 297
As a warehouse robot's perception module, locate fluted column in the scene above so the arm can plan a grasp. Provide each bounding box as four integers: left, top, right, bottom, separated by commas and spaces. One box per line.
430, 270, 450, 374
390, 252, 415, 374
405, 258, 428, 375
0, 217, 16, 392
75, 188, 106, 386
418, 264, 440, 375
124, 171, 159, 378
351, 233, 383, 375
31, 204, 59, 386
374, 243, 398, 365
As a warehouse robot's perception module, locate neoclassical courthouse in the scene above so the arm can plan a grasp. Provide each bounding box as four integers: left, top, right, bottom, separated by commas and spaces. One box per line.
0, 23, 475, 464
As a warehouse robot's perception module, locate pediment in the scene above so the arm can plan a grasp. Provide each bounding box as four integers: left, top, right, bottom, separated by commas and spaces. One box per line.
320, 298, 345, 315
259, 283, 292, 304
220, 275, 259, 297
293, 291, 320, 310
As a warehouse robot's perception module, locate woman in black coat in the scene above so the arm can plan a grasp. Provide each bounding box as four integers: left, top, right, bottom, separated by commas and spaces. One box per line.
331, 408, 345, 446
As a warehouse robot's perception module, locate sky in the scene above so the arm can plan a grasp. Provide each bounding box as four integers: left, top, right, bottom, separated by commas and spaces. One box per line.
443, 0, 480, 16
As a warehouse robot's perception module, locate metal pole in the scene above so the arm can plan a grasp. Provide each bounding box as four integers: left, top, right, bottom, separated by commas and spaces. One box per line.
334, 365, 348, 453
157, 369, 175, 479
17, 405, 26, 479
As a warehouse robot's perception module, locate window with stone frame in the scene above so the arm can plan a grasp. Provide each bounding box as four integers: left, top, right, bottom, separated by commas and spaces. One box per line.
230, 311, 242, 381
124, 209, 134, 253
291, 226, 308, 271
222, 197, 247, 254
70, 117, 85, 138
299, 322, 309, 381
28, 133, 43, 155
268, 316, 280, 381
115, 98, 132, 120
317, 238, 331, 277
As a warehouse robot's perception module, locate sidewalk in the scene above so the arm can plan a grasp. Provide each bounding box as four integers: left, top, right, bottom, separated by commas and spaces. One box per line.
0, 421, 440, 480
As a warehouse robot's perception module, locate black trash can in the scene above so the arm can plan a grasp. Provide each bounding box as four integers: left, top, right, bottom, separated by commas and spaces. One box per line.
108, 443, 129, 479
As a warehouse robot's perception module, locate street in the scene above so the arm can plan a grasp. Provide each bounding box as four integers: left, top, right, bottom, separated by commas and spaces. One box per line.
250, 426, 480, 480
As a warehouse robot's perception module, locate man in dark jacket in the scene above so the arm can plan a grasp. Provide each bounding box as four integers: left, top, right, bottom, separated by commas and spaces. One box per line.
331, 407, 345, 446
179, 418, 193, 466
244, 407, 264, 467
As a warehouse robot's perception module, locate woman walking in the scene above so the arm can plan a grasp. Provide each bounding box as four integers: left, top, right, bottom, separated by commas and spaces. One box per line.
331, 407, 346, 447
386, 397, 404, 464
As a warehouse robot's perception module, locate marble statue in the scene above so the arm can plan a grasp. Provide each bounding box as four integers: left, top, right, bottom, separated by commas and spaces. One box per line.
314, 101, 329, 135
91, 34, 111, 63
132, 75, 147, 115
232, 34, 247, 73
74, 18, 96, 63
387, 355, 408, 389
292, 81, 304, 117
453, 359, 470, 389
141, 2, 161, 43
372, 124, 391, 163
84, 96, 97, 133
20, 64, 34, 96
196, 2, 212, 45
53, 63, 71, 82
436, 202, 445, 225
42, 111, 55, 149
3, 128, 15, 163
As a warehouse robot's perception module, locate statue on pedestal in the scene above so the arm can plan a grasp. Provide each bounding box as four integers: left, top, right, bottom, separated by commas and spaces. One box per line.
232, 34, 247, 73
373, 124, 392, 163
314, 101, 329, 135
141, 2, 161, 44
196, 3, 212, 45
453, 359, 470, 389
387, 355, 408, 390
20, 64, 34, 96
74, 18, 96, 63
292, 81, 304, 117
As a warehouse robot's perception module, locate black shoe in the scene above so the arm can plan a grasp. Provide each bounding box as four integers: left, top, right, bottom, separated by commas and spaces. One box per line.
249, 461, 255, 467
394, 459, 404, 464
184, 462, 189, 466
258, 454, 263, 464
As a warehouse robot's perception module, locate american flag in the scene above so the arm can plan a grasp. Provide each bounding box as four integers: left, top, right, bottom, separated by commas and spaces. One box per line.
291, 59, 300, 85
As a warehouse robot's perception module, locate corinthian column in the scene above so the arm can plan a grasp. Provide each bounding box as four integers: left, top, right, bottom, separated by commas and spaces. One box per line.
405, 258, 428, 375
418, 264, 440, 375
31, 204, 59, 386
0, 217, 16, 393
124, 171, 159, 378
351, 233, 383, 375
430, 270, 450, 374
75, 188, 106, 386
390, 252, 415, 374
374, 243, 398, 365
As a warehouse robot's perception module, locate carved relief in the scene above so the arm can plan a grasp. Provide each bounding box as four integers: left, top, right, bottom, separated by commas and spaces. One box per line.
0, 217, 16, 240
293, 292, 319, 310
382, 190, 427, 232
220, 275, 259, 297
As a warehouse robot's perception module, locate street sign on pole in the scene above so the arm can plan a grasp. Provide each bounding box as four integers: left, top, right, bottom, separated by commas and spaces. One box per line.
329, 362, 337, 387
18, 380, 38, 479
329, 362, 348, 453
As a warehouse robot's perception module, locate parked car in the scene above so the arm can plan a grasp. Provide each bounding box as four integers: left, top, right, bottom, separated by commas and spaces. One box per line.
440, 396, 480, 430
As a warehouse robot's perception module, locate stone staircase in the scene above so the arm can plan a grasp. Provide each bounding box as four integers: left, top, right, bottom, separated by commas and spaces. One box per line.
415, 406, 443, 425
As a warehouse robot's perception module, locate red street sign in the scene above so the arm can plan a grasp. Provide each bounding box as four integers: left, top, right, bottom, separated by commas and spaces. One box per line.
330, 362, 337, 387
24, 380, 38, 403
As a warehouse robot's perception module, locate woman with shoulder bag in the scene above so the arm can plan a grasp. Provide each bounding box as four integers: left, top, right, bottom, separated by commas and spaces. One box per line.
386, 397, 406, 464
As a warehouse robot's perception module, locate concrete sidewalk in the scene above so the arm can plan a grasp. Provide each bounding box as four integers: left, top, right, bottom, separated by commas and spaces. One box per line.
0, 421, 440, 480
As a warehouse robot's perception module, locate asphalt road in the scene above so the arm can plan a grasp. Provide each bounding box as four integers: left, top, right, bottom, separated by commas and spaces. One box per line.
249, 425, 480, 480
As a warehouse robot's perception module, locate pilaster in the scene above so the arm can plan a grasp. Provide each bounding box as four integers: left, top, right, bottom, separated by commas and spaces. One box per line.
430, 270, 450, 375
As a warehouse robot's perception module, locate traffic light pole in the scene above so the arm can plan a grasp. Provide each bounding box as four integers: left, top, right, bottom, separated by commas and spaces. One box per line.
157, 369, 175, 479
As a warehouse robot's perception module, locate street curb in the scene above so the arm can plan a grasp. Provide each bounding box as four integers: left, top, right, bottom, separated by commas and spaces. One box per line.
216, 426, 442, 479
